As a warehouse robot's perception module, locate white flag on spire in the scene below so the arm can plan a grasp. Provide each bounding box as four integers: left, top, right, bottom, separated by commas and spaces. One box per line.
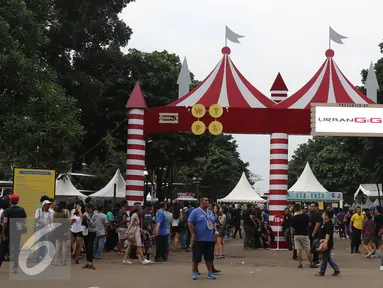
329, 26, 347, 44
226, 26, 244, 44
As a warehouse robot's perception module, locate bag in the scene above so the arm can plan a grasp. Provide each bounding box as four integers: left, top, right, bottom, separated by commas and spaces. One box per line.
316, 239, 328, 253
82, 227, 88, 236
125, 230, 135, 241
178, 218, 186, 229
378, 227, 383, 238
311, 238, 328, 253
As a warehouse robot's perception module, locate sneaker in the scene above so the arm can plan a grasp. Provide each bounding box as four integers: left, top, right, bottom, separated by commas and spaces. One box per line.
123, 260, 132, 265
141, 259, 152, 265
331, 271, 340, 276
309, 264, 317, 269
380, 266, 383, 271
213, 268, 221, 274
192, 272, 198, 280
207, 272, 216, 279
366, 251, 374, 258
297, 264, 303, 268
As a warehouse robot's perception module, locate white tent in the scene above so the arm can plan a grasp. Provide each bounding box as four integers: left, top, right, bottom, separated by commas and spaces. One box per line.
89, 169, 126, 198
354, 184, 382, 200
56, 175, 87, 201
218, 172, 266, 204
289, 162, 327, 193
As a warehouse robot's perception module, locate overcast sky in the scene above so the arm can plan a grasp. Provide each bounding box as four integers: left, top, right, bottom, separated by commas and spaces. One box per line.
120, 0, 383, 194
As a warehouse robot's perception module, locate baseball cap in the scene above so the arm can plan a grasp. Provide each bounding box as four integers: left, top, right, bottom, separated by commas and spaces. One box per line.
9, 194, 19, 202
370, 206, 376, 210
42, 200, 52, 206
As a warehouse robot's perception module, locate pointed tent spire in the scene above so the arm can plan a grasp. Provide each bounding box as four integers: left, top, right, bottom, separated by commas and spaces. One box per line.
177, 57, 192, 99
365, 62, 379, 103
270, 73, 288, 103
125, 82, 147, 109
288, 162, 327, 193
270, 73, 288, 91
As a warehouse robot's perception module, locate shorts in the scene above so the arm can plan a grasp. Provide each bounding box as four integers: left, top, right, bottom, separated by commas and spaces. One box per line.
363, 235, 372, 245
172, 226, 181, 233
192, 241, 215, 263
72, 231, 83, 238
294, 235, 310, 251
117, 228, 128, 240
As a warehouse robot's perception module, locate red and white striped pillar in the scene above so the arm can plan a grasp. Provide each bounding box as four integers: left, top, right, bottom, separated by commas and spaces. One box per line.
269, 73, 289, 249
268, 133, 289, 249
126, 108, 145, 210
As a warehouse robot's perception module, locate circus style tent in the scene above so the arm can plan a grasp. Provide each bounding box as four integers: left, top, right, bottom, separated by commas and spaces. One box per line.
90, 170, 126, 198
218, 172, 266, 204
275, 49, 375, 109
168, 47, 275, 108
56, 175, 87, 201
289, 162, 327, 193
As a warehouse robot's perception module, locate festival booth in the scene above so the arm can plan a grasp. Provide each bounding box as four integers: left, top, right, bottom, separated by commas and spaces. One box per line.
89, 169, 126, 199
287, 163, 343, 209
55, 174, 87, 202
174, 192, 197, 203
217, 172, 266, 206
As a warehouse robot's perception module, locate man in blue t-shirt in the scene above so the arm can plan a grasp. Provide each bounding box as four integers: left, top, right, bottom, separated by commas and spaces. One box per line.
188, 196, 218, 280
154, 202, 167, 262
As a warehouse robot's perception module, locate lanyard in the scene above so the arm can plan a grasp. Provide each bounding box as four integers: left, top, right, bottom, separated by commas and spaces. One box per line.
199, 208, 210, 220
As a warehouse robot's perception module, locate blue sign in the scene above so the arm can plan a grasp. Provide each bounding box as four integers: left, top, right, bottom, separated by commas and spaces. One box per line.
288, 191, 343, 201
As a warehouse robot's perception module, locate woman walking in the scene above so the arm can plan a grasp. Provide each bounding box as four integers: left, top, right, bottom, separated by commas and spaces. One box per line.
315, 210, 340, 276
172, 203, 181, 251
123, 205, 152, 265
71, 203, 84, 264
216, 207, 227, 258
82, 203, 97, 270
52, 202, 71, 265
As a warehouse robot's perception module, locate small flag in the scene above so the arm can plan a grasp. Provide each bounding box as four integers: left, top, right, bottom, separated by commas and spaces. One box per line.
329, 26, 347, 44
226, 26, 244, 44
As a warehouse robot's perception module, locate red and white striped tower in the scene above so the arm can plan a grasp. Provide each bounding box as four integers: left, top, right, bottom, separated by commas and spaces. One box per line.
269, 73, 289, 249
125, 82, 148, 211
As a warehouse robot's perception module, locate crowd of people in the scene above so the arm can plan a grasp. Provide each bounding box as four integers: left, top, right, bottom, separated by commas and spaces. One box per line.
1, 192, 383, 278
281, 203, 383, 274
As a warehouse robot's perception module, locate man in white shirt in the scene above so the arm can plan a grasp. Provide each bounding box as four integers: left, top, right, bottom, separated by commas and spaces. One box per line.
34, 200, 53, 261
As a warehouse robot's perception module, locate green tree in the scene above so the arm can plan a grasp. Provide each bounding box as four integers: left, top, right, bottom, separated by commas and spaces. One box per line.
0, 0, 83, 173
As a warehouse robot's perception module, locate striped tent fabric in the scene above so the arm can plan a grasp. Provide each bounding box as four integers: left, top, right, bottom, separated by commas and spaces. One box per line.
168, 47, 275, 108
275, 49, 375, 109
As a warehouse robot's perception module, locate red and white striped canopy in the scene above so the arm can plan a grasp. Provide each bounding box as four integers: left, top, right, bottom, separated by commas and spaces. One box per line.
275, 49, 375, 109
168, 47, 275, 108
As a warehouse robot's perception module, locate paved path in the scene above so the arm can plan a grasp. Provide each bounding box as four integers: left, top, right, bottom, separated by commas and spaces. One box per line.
1, 237, 381, 288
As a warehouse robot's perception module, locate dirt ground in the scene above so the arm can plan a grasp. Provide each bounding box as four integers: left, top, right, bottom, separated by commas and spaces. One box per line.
0, 236, 381, 288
